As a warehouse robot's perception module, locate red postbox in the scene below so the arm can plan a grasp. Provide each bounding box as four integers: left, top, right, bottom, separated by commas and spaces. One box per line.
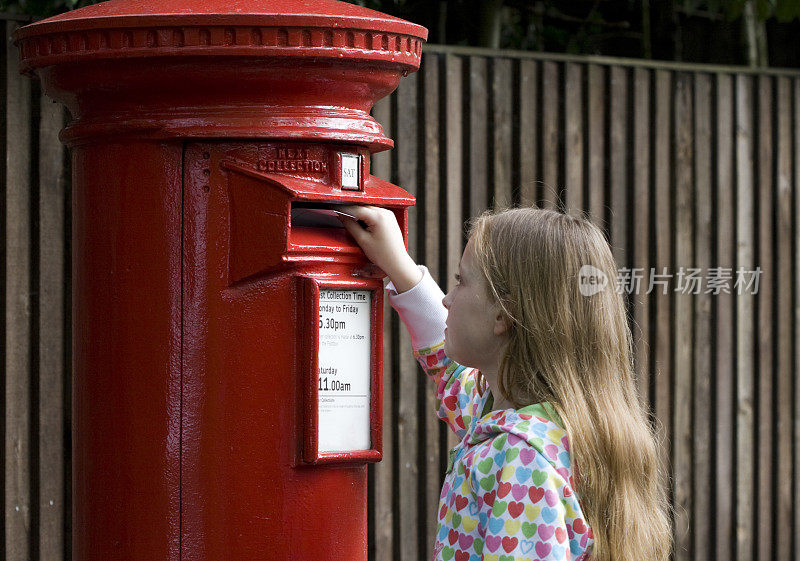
14, 1, 426, 559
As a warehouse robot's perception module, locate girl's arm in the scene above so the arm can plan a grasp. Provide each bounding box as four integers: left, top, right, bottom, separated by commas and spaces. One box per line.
388, 268, 484, 438
338, 205, 484, 438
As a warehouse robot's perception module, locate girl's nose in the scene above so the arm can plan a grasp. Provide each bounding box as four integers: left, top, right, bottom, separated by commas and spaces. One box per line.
442, 292, 451, 309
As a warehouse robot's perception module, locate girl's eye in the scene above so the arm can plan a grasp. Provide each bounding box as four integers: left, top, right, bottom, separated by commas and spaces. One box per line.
454, 274, 462, 285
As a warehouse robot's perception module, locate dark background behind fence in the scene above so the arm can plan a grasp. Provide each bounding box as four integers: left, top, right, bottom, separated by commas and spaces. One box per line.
3, 16, 800, 561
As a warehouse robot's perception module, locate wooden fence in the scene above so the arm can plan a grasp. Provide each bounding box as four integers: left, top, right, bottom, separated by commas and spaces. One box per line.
3, 14, 800, 561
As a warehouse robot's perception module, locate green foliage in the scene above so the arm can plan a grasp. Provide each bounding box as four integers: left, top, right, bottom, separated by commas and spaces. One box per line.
773, 0, 800, 21
693, 0, 800, 22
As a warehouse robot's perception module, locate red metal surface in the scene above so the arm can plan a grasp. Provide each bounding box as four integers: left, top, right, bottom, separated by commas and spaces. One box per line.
14, 0, 427, 151
72, 140, 183, 561
14, 1, 425, 560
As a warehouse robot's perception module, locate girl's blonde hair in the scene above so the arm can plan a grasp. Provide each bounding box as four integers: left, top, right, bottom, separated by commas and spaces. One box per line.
469, 206, 673, 561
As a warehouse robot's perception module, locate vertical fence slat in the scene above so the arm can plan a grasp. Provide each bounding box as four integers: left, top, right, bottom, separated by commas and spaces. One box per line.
673, 71, 694, 561
468, 56, 488, 217
564, 62, 583, 212
37, 93, 66, 561
492, 58, 512, 209
445, 51, 464, 291
377, 280, 395, 561
421, 52, 442, 557
652, 68, 674, 533
443, 51, 463, 454
370, 93, 393, 561
519, 60, 537, 206
775, 75, 792, 561
632, 67, 650, 403
794, 76, 800, 561
735, 73, 756, 561
6, 19, 33, 561
714, 72, 735, 561
756, 74, 774, 561
609, 66, 628, 265
541, 61, 559, 209
395, 69, 420, 561
587, 64, 606, 227
692, 72, 713, 561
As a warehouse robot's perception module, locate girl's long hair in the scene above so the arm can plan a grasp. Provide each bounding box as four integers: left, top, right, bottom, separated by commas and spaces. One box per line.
469, 206, 673, 561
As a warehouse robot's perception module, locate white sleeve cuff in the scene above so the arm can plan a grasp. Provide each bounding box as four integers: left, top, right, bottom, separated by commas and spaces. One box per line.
386, 265, 448, 349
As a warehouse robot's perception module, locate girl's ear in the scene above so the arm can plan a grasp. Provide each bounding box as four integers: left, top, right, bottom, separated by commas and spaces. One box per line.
493, 312, 511, 336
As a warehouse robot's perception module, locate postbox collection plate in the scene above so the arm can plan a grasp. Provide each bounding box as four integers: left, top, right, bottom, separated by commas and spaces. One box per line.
300, 276, 383, 465
317, 288, 371, 452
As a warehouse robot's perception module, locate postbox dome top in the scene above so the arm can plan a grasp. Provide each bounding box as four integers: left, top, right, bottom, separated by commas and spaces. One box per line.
15, 0, 427, 73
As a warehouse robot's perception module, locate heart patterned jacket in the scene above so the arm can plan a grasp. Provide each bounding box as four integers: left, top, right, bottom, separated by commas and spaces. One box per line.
388, 267, 595, 561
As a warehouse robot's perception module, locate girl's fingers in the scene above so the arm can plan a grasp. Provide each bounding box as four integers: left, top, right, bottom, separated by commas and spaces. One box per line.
333, 209, 368, 229
332, 204, 374, 223
331, 209, 359, 221
341, 216, 376, 249
335, 204, 410, 280
340, 215, 365, 237
334, 204, 396, 231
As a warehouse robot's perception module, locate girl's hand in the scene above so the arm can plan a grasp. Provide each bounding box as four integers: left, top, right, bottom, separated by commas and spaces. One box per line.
334, 205, 423, 293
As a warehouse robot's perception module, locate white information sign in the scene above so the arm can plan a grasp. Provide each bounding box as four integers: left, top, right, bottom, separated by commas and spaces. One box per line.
317, 289, 372, 452
340, 154, 361, 190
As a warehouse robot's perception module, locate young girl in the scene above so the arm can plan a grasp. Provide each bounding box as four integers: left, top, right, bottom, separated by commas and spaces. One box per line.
339, 205, 673, 561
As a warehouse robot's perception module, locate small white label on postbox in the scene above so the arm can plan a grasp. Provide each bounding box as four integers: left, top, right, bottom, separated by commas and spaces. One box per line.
317, 289, 371, 452
340, 154, 361, 190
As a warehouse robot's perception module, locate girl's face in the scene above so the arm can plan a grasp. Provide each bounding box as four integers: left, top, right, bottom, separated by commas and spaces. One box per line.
441, 237, 509, 374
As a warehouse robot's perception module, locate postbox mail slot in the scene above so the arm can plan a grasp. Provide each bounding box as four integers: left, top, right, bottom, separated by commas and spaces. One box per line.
287, 201, 408, 265
291, 204, 350, 229
288, 202, 362, 256
299, 276, 383, 465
